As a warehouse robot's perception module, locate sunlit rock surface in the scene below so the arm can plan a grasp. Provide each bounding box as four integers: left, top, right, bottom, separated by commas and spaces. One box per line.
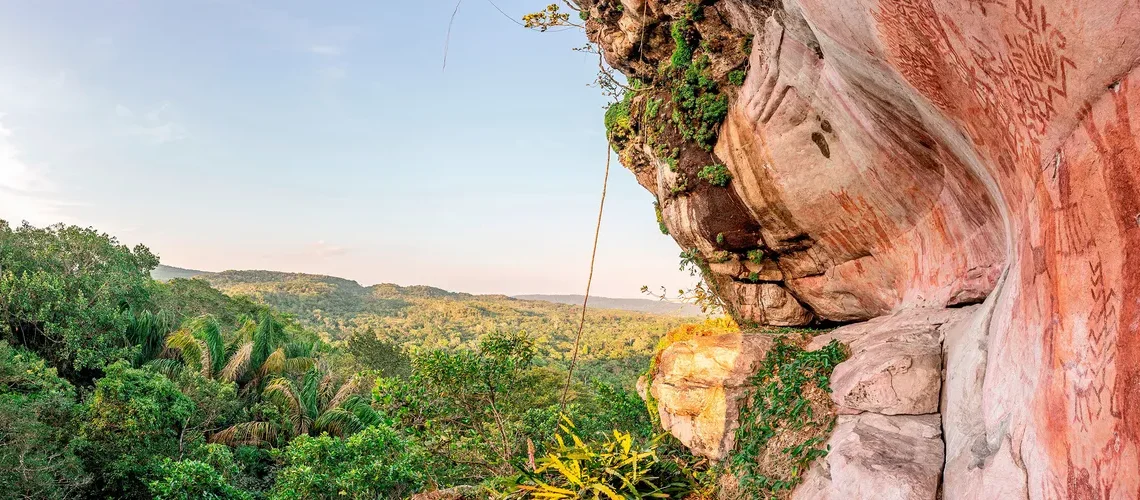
649, 332, 771, 459
593, 0, 1140, 497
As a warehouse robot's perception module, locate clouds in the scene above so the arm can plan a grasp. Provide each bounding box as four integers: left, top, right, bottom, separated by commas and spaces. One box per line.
0, 115, 66, 225
114, 101, 187, 144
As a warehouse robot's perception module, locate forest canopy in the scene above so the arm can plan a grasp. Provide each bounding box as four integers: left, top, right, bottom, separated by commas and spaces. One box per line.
0, 220, 713, 499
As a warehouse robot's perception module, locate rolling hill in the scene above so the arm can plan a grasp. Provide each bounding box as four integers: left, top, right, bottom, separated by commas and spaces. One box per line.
151, 264, 208, 281
152, 265, 701, 316
151, 267, 697, 385
513, 294, 702, 316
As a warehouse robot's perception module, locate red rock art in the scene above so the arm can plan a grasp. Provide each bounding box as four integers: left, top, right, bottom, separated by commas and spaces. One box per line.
584, 0, 1140, 496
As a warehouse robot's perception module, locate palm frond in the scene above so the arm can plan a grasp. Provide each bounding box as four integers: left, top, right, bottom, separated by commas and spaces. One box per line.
299, 367, 321, 423
284, 340, 316, 358
260, 347, 286, 377
264, 377, 308, 436
342, 395, 382, 428
252, 312, 285, 369
282, 356, 315, 375
327, 374, 368, 410
234, 317, 257, 343
143, 358, 184, 379
314, 395, 381, 438
211, 421, 278, 446
196, 316, 226, 376
165, 327, 210, 376
220, 342, 254, 382
127, 309, 176, 366
313, 407, 364, 438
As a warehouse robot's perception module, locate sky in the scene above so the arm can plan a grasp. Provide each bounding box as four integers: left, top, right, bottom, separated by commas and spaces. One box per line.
0, 0, 693, 298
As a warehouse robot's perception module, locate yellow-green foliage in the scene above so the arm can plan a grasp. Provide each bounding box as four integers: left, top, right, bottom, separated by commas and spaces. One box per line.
653, 316, 739, 356
514, 417, 695, 499
697, 164, 732, 187
654, 201, 669, 235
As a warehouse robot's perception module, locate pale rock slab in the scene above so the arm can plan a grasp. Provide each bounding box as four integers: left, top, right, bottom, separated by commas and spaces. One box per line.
793, 413, 945, 500
808, 308, 974, 415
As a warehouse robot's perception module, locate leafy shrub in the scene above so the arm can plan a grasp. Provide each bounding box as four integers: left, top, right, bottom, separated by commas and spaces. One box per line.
0, 341, 90, 498
76, 361, 195, 499
747, 249, 765, 265
645, 97, 662, 119
269, 424, 426, 500
728, 337, 847, 496
522, 380, 655, 456
698, 164, 732, 187
670, 56, 729, 150
149, 459, 251, 500
728, 69, 746, 86
515, 417, 695, 499
654, 201, 669, 235
373, 331, 540, 483
604, 92, 635, 150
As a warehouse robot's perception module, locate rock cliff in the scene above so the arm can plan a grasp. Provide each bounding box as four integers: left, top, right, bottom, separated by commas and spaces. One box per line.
581, 0, 1140, 497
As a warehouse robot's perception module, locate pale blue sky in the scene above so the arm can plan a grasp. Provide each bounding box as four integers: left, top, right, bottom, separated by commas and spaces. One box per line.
0, 0, 691, 297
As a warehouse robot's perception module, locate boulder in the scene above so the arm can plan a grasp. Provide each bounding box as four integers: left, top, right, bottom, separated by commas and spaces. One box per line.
809, 308, 974, 415
650, 332, 772, 459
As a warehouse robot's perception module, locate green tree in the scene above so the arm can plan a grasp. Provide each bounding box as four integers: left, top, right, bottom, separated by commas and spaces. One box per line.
0, 221, 160, 383
345, 327, 411, 378
150, 277, 262, 332
373, 331, 538, 482
75, 361, 195, 498
127, 309, 178, 367
176, 372, 245, 447
149, 458, 251, 500
522, 380, 655, 456
269, 424, 425, 500
213, 364, 379, 446
0, 341, 90, 498
156, 312, 315, 392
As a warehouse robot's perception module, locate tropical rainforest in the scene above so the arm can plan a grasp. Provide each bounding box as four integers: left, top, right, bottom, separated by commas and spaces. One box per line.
0, 220, 718, 499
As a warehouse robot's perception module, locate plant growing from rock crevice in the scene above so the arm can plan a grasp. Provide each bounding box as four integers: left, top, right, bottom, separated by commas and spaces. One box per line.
727, 336, 847, 498
698, 164, 732, 186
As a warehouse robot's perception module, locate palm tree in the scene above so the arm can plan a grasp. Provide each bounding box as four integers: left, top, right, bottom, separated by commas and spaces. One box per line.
211, 364, 380, 445
126, 309, 177, 367
151, 311, 314, 390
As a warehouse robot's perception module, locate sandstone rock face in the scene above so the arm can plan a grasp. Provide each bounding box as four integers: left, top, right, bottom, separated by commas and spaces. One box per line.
587, 0, 1140, 496
648, 308, 968, 494
649, 332, 771, 459
789, 308, 975, 499
794, 413, 945, 500
809, 308, 966, 416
